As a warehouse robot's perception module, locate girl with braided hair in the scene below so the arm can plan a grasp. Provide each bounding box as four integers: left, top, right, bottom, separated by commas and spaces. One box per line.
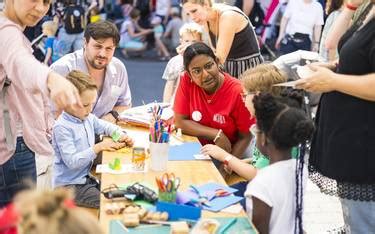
245, 93, 314, 234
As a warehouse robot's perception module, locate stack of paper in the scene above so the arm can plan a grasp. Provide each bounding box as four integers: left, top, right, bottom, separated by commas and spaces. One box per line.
119, 103, 173, 128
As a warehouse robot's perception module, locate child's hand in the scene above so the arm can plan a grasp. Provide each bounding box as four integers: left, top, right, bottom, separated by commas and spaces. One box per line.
94, 140, 126, 154
201, 144, 230, 162
119, 135, 134, 147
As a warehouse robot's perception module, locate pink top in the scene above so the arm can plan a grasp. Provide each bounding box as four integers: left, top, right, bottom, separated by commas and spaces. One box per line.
0, 16, 54, 164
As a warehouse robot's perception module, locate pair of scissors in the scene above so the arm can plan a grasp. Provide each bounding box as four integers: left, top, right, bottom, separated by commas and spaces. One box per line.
189, 185, 211, 207
210, 189, 231, 201
162, 173, 181, 191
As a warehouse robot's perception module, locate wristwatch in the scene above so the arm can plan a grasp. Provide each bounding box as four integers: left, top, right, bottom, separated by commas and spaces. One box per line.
109, 110, 119, 121
223, 155, 234, 166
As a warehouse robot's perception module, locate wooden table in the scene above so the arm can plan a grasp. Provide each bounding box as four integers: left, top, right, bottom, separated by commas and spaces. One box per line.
99, 126, 250, 233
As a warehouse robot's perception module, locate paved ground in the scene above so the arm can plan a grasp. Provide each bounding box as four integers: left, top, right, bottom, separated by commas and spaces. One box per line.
118, 50, 345, 233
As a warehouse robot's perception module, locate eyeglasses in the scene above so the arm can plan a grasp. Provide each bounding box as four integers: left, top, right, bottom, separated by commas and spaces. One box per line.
189, 61, 216, 77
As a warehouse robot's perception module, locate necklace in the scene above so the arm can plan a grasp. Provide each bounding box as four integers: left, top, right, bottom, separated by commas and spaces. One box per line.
202, 74, 224, 104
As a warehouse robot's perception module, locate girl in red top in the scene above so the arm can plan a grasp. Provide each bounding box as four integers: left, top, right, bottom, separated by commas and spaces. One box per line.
174, 42, 255, 158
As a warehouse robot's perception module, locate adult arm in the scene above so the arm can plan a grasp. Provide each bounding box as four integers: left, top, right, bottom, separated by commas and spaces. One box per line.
324, 6, 357, 49
242, 0, 255, 16
295, 65, 375, 101
312, 25, 322, 52
1, 26, 80, 110
275, 16, 289, 49
174, 113, 231, 152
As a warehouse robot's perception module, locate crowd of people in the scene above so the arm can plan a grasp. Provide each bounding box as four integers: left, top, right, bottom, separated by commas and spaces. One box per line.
0, 0, 374, 233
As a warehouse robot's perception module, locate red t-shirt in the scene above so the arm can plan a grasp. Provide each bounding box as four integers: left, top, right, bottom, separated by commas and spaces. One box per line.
174, 72, 255, 145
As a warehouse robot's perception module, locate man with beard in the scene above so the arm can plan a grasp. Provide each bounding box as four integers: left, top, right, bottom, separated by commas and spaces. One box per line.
51, 20, 132, 123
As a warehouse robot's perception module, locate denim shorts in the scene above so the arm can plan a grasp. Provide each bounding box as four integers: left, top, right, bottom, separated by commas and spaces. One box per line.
0, 137, 36, 207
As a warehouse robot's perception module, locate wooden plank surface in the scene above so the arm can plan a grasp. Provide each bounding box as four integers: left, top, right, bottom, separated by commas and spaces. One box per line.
99, 126, 249, 233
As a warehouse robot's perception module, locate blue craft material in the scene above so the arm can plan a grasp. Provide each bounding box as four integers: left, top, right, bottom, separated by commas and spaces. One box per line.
177, 182, 244, 212
156, 201, 202, 221
168, 142, 202, 161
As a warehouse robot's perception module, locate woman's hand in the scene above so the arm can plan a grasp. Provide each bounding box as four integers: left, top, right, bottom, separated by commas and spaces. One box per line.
47, 72, 82, 110
201, 144, 231, 162
295, 64, 338, 93
119, 135, 134, 147
214, 132, 232, 153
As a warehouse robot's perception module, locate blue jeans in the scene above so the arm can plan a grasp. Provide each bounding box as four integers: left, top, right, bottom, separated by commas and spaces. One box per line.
0, 137, 36, 208
341, 198, 375, 234
279, 33, 312, 55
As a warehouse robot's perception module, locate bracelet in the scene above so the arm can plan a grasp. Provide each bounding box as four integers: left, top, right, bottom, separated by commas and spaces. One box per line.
213, 129, 222, 143
345, 3, 358, 11
223, 154, 234, 166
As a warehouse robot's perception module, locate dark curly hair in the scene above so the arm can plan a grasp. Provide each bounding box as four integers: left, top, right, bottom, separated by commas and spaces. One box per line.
253, 92, 314, 234
253, 92, 314, 150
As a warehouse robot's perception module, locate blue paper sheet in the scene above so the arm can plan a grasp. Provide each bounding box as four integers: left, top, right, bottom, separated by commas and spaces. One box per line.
168, 142, 202, 161
176, 182, 243, 212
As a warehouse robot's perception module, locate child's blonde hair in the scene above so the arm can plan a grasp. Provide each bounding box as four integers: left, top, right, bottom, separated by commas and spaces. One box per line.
240, 64, 287, 96
179, 23, 203, 38
42, 20, 58, 35
14, 188, 103, 234
66, 70, 97, 94
181, 0, 213, 7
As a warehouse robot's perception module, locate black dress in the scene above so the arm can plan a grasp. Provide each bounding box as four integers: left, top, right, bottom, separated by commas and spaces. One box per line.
309, 18, 375, 201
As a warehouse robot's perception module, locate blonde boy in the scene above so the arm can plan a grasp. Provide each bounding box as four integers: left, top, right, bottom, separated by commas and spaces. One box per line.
162, 23, 203, 103
42, 20, 58, 65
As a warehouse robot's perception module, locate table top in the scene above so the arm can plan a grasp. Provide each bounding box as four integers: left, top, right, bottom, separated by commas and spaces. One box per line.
99, 126, 249, 233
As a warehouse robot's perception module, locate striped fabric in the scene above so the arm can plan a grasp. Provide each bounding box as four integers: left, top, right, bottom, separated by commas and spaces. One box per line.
224, 53, 264, 78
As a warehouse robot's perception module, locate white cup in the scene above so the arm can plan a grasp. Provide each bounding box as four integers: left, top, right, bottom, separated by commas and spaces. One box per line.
149, 142, 169, 171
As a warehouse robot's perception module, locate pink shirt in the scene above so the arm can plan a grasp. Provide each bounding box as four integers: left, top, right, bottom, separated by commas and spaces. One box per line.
0, 16, 53, 164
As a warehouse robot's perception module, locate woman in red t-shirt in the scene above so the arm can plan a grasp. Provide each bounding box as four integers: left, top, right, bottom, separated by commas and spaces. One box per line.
173, 42, 255, 158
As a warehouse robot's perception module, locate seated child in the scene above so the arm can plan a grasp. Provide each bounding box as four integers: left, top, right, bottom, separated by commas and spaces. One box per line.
162, 22, 203, 103
42, 20, 58, 65
119, 8, 153, 55
245, 93, 313, 233
52, 70, 134, 209
0, 188, 103, 234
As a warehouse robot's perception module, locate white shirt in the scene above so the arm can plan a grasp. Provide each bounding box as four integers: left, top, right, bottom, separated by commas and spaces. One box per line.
245, 159, 307, 234
156, 0, 170, 16
284, 0, 324, 39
